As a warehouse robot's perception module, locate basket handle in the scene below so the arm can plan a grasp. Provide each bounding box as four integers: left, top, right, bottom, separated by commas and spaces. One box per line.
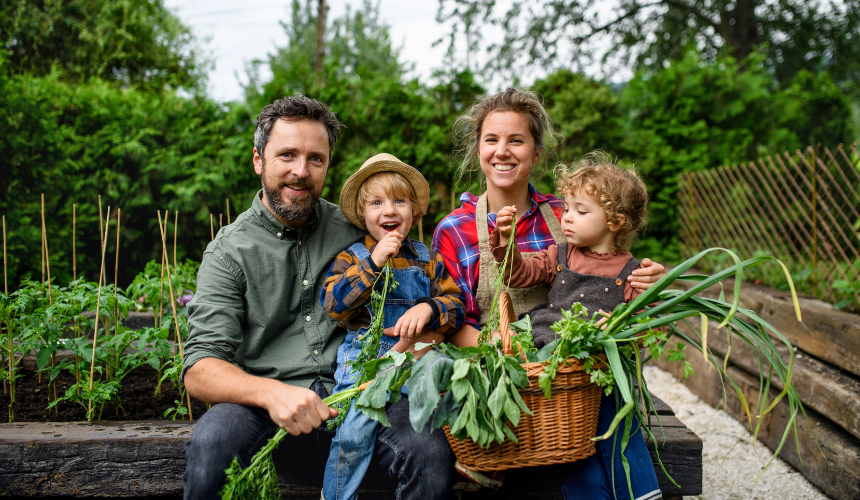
498, 291, 516, 356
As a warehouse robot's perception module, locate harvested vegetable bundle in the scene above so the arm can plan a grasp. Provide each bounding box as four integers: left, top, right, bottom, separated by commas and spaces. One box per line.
326, 260, 397, 430
360, 248, 809, 485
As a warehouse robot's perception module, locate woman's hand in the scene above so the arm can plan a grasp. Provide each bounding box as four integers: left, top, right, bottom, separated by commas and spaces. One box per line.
628, 258, 666, 290
495, 206, 517, 246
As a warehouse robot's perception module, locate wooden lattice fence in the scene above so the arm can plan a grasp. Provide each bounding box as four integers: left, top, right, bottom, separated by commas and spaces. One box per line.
678, 143, 860, 310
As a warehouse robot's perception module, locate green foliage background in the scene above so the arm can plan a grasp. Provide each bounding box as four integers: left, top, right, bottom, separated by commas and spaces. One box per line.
0, 0, 856, 289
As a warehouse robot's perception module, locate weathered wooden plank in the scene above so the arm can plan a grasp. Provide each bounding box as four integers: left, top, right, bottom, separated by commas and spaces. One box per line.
672, 274, 860, 377
0, 412, 703, 498
654, 344, 860, 500
760, 295, 860, 377
0, 421, 190, 497
677, 316, 860, 441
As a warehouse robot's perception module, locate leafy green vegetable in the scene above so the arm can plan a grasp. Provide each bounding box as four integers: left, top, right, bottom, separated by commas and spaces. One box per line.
327, 261, 398, 430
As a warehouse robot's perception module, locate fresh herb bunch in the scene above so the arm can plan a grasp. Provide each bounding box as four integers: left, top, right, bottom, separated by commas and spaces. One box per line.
356, 341, 533, 449
327, 260, 398, 430
478, 207, 518, 344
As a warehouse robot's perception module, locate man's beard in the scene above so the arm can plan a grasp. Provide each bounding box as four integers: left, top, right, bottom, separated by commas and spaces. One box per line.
260, 165, 320, 223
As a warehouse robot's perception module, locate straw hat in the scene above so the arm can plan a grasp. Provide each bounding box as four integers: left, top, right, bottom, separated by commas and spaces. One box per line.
339, 153, 430, 230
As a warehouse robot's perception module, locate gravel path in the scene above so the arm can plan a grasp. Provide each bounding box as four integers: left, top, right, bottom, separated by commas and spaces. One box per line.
643, 366, 828, 500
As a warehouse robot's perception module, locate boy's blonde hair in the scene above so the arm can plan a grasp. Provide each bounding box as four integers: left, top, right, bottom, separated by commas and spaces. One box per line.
356, 171, 421, 221
555, 151, 648, 251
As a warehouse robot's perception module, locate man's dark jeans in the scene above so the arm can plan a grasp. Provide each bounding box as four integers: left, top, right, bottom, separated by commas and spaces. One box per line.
183, 382, 456, 500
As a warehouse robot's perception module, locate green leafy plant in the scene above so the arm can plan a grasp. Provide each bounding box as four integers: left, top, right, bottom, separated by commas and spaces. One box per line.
219, 378, 386, 500
327, 260, 397, 430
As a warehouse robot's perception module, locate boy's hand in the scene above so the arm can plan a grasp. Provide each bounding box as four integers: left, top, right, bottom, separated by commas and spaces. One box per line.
371, 231, 404, 268
495, 206, 517, 246
389, 302, 434, 343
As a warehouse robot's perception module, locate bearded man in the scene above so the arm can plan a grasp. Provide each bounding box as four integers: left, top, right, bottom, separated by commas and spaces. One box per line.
181, 95, 455, 499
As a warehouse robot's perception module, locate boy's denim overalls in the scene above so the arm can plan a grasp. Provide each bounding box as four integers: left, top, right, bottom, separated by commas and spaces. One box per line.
322, 240, 432, 500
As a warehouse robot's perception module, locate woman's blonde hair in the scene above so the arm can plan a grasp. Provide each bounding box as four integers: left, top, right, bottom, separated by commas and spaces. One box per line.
356, 172, 420, 220
555, 151, 649, 251
452, 87, 559, 187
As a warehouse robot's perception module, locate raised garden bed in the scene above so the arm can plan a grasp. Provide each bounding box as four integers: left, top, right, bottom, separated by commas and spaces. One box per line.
654, 276, 860, 500
0, 394, 701, 499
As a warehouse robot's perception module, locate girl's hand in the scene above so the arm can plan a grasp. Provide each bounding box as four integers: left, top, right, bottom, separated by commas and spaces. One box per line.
371, 231, 403, 268
389, 302, 434, 343
628, 258, 666, 290
495, 206, 517, 246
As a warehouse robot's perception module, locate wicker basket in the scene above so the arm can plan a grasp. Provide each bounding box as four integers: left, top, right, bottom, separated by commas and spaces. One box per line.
443, 292, 603, 471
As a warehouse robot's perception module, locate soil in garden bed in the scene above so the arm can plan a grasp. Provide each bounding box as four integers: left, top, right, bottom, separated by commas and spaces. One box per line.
1, 369, 208, 422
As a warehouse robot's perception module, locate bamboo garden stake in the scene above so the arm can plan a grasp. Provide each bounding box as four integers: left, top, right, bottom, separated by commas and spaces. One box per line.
226, 199, 231, 225
2, 215, 6, 396
2, 215, 6, 294
157, 210, 193, 420
173, 211, 179, 282
87, 207, 111, 418
114, 209, 121, 332
210, 214, 214, 241
72, 204, 76, 284
219, 214, 223, 229
98, 196, 107, 286
41, 194, 53, 304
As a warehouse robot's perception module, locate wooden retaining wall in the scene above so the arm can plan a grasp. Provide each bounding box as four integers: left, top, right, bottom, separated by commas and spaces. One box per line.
654, 278, 860, 500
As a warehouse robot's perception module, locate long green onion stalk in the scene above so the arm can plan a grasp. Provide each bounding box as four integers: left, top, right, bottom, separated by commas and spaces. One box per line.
220, 383, 369, 500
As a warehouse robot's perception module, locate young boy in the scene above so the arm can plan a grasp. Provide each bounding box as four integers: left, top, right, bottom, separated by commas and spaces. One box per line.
320, 153, 465, 500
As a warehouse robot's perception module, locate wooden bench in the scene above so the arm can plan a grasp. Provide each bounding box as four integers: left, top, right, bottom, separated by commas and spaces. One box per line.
0, 396, 701, 499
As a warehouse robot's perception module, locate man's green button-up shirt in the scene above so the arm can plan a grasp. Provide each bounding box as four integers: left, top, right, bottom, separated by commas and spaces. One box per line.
182, 191, 365, 392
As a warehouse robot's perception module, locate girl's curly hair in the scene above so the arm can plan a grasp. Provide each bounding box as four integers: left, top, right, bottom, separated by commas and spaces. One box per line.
555, 151, 649, 251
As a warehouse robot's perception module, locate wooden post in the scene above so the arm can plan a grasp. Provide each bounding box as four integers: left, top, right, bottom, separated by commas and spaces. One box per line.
219, 214, 223, 229
209, 214, 214, 241
226, 199, 231, 225
315, 0, 327, 85
810, 145, 819, 278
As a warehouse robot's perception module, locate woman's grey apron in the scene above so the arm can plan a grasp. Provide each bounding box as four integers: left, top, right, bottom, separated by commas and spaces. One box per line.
528, 242, 640, 347
475, 193, 565, 325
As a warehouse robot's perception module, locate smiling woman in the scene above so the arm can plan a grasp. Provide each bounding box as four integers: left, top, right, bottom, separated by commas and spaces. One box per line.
430, 87, 667, 499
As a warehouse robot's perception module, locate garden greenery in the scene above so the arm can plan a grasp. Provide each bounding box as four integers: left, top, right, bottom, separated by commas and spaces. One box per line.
221, 247, 810, 499
0, 259, 197, 422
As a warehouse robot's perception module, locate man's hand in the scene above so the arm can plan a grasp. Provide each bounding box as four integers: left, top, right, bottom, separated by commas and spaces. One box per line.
495, 206, 517, 246
371, 231, 404, 268
628, 258, 666, 290
184, 358, 336, 436
389, 302, 434, 343
261, 383, 337, 435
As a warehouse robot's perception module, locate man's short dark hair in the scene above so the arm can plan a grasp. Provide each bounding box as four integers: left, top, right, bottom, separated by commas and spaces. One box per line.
254, 95, 342, 160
